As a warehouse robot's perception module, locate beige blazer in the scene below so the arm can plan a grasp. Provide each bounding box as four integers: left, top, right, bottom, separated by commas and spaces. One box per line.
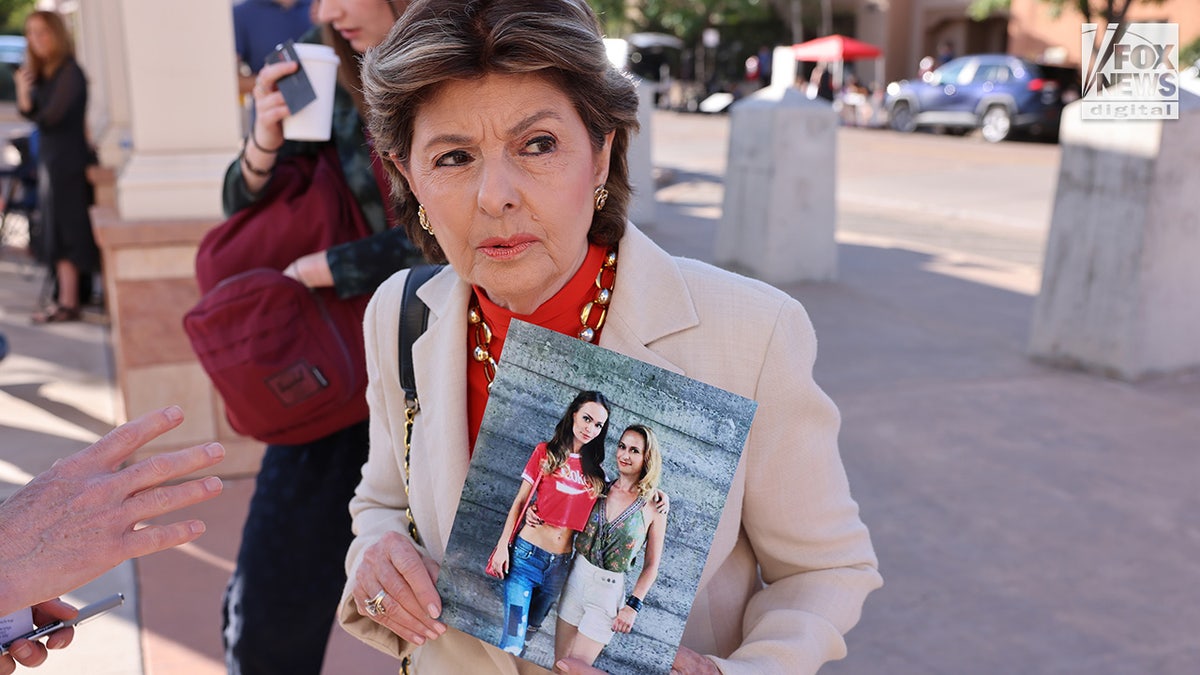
338, 224, 881, 675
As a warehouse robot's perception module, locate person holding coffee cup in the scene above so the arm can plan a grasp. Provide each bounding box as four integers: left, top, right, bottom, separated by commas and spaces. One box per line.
219, 2, 420, 674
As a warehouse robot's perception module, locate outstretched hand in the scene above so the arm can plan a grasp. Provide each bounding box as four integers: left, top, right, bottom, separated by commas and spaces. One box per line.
0, 406, 225, 615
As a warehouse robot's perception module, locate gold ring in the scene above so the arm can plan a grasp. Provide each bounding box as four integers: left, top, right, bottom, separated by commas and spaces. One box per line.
365, 589, 387, 617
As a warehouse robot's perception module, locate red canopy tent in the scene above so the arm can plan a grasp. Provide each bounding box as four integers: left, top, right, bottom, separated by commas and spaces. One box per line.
792, 35, 882, 62
792, 35, 883, 90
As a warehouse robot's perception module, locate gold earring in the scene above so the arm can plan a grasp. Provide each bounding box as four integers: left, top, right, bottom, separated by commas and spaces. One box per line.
418, 204, 433, 235
593, 185, 609, 212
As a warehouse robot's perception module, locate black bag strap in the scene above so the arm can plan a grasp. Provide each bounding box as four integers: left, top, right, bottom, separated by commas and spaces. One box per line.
398, 264, 442, 407
397, 264, 442, 556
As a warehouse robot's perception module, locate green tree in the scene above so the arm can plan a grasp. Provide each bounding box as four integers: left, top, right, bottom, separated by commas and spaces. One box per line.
0, 0, 35, 34
1181, 34, 1200, 67
589, 0, 779, 44
969, 0, 1164, 23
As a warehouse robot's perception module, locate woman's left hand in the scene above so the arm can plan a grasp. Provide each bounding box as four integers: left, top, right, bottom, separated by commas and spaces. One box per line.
352, 531, 446, 646
554, 657, 608, 674
611, 605, 637, 633
0, 599, 77, 675
652, 488, 670, 515
670, 647, 719, 675
524, 504, 544, 528
283, 251, 333, 288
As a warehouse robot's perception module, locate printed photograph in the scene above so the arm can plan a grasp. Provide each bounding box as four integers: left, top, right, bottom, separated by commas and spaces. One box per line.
435, 321, 757, 674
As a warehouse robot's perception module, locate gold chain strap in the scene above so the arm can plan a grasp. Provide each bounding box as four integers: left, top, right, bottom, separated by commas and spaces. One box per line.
402, 401, 423, 547
401, 401, 420, 675
468, 249, 617, 386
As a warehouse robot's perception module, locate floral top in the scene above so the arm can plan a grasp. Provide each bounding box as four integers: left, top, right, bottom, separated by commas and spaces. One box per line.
573, 485, 648, 573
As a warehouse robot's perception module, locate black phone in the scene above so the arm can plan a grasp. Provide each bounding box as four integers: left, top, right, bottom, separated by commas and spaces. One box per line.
264, 40, 317, 114
0, 593, 125, 654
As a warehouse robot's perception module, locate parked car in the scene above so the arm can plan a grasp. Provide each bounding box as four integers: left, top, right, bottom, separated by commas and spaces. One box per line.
0, 35, 27, 103
885, 54, 1079, 142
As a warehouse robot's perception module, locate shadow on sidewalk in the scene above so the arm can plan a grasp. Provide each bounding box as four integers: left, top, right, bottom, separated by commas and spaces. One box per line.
791, 243, 1200, 675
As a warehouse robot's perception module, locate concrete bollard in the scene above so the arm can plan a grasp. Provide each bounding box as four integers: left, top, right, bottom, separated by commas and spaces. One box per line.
1029, 92, 1200, 379
716, 85, 837, 284
627, 80, 657, 225
770, 45, 798, 91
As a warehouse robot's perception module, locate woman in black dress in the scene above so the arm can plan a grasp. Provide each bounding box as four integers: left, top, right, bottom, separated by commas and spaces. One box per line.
16, 10, 97, 323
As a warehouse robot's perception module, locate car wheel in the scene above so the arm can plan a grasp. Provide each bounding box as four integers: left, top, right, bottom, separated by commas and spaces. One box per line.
890, 102, 916, 133
980, 105, 1012, 143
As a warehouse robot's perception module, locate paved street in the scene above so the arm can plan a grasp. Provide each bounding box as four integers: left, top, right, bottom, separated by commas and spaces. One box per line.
2, 108, 1197, 674
651, 111, 1198, 674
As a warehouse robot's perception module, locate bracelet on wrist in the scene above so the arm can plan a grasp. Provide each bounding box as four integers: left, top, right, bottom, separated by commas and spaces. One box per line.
249, 127, 282, 154
624, 594, 643, 612
241, 150, 272, 178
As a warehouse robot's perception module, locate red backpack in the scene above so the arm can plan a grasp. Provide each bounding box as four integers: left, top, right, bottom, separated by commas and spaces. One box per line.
184, 146, 371, 445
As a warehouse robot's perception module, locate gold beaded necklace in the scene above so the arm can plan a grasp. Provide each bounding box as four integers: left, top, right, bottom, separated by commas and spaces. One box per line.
468, 249, 617, 385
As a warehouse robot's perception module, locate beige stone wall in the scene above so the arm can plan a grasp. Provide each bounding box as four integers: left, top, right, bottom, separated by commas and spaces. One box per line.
83, 1, 264, 476
92, 207, 264, 476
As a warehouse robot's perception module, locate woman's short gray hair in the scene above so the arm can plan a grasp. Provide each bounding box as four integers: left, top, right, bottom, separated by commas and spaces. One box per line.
362, 0, 640, 262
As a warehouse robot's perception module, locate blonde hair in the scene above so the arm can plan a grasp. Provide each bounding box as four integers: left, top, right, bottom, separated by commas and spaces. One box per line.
623, 425, 662, 498
360, 0, 639, 263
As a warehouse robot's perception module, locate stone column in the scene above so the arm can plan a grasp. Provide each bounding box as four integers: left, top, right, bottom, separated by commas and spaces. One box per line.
628, 80, 657, 225
770, 45, 798, 90
88, 0, 263, 473
716, 85, 837, 284
1029, 95, 1200, 379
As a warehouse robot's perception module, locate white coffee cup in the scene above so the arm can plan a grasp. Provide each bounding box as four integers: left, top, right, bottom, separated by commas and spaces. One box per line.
282, 44, 340, 142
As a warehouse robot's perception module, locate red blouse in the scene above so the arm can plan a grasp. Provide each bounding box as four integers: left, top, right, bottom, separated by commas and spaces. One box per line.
466, 243, 609, 452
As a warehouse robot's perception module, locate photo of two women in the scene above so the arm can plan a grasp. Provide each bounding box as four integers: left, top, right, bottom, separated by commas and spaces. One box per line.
435, 321, 756, 675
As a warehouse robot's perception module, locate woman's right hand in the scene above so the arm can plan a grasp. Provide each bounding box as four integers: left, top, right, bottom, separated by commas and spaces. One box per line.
248, 58, 299, 152
352, 531, 446, 646
0, 599, 76, 675
13, 66, 33, 94
13, 66, 33, 112
487, 544, 510, 579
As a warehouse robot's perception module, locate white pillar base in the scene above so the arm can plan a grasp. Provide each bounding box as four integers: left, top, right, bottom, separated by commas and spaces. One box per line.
1029, 94, 1200, 379
717, 86, 837, 284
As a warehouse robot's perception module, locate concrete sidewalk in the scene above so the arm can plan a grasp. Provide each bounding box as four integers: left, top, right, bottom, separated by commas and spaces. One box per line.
2, 111, 1197, 674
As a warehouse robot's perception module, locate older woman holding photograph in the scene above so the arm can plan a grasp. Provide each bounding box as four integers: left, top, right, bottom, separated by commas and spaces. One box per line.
338, 0, 881, 673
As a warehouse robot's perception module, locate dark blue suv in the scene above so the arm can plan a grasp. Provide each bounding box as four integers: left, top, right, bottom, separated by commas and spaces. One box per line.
885, 54, 1079, 142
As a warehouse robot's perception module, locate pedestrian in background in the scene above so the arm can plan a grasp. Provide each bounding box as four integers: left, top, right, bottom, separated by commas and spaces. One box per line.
15, 10, 96, 324
232, 0, 313, 97
1, 406, 224, 674
936, 39, 956, 66
219, 1, 421, 674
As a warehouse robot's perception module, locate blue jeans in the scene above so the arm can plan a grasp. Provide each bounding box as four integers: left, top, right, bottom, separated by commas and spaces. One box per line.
221, 421, 369, 675
498, 536, 573, 656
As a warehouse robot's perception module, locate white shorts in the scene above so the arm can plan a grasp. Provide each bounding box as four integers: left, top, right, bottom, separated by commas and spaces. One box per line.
557, 556, 625, 645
